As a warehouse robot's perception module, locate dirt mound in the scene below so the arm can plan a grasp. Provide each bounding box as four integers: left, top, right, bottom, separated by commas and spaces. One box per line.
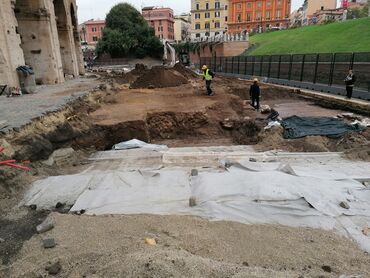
130, 66, 188, 89
173, 63, 198, 79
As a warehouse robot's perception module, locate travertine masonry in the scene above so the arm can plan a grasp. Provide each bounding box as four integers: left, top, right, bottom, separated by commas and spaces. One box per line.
0, 0, 84, 87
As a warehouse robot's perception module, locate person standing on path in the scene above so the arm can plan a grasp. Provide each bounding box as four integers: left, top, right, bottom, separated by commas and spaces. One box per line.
202, 65, 215, 96
344, 69, 356, 99
250, 78, 261, 111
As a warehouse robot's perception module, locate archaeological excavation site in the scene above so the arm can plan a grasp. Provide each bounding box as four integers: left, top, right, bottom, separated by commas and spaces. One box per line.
1, 59, 370, 277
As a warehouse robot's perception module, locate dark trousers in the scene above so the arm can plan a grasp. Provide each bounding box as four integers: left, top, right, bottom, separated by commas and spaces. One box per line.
346, 86, 353, 99
251, 94, 260, 110
206, 80, 212, 95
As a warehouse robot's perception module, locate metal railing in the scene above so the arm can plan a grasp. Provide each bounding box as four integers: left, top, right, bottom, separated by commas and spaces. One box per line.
200, 52, 370, 93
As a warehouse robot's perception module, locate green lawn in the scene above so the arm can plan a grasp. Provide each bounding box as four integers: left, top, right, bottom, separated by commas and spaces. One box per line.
247, 17, 370, 55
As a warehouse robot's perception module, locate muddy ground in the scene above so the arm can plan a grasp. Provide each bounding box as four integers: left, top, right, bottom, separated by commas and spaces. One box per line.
1, 64, 370, 277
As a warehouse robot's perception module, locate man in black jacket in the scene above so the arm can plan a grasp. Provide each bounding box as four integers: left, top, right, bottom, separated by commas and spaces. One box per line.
344, 69, 356, 99
249, 78, 260, 111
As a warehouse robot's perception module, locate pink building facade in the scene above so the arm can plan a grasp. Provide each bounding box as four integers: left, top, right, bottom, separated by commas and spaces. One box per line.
142, 7, 175, 40
80, 20, 105, 45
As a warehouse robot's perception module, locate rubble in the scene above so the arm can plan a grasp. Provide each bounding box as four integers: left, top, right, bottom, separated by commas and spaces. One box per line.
42, 238, 56, 249
45, 261, 62, 276
339, 201, 350, 209
189, 197, 197, 207
145, 238, 157, 246
36, 217, 55, 234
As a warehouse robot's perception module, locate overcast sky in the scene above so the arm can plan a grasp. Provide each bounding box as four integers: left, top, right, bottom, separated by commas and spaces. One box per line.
77, 0, 305, 22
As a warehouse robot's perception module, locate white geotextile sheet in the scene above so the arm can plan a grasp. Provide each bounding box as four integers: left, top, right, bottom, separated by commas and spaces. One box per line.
112, 139, 168, 151
235, 160, 370, 181
23, 163, 370, 252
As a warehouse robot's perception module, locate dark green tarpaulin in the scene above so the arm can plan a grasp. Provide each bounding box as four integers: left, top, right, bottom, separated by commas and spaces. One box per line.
282, 116, 365, 139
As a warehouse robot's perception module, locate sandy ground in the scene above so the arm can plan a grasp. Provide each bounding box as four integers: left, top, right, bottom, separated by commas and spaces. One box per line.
2, 213, 370, 278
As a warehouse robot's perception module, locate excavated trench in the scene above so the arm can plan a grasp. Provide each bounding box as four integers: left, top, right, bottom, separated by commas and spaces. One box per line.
75, 111, 262, 151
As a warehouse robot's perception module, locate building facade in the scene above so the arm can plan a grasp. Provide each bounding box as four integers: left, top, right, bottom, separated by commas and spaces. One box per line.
142, 7, 175, 40
301, 0, 337, 25
80, 20, 105, 45
0, 0, 84, 87
190, 0, 228, 39
174, 14, 191, 42
228, 0, 291, 34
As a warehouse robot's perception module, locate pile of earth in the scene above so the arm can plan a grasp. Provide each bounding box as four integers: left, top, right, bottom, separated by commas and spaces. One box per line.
113, 64, 149, 85
173, 63, 198, 79
130, 66, 189, 89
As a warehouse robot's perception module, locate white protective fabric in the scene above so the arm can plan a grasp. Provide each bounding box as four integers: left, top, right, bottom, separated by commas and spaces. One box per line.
112, 139, 167, 151
23, 149, 370, 252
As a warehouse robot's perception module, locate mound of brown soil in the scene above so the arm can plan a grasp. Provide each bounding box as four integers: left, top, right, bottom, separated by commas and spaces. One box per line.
130, 66, 188, 89
173, 63, 198, 79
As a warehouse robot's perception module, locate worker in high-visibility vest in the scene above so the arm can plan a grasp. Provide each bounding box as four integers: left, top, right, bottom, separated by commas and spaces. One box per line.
202, 65, 215, 96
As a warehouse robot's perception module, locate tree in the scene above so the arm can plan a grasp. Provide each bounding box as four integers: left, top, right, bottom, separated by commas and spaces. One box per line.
96, 3, 163, 58
347, 3, 370, 19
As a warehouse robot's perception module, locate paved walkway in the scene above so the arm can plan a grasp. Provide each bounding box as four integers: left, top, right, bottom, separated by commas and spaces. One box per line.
0, 78, 100, 132
270, 83, 370, 107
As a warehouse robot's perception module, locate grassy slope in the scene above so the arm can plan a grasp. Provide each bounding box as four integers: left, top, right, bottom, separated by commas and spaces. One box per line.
247, 17, 370, 55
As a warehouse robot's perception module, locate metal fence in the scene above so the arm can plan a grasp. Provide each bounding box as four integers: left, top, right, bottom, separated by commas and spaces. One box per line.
200, 52, 370, 93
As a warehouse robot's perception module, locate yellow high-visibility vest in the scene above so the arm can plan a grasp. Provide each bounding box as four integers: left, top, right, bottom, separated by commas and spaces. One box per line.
204, 69, 213, 81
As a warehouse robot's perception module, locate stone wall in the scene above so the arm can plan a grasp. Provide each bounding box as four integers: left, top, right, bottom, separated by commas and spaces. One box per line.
0, 0, 84, 87
0, 0, 25, 87
189, 41, 249, 66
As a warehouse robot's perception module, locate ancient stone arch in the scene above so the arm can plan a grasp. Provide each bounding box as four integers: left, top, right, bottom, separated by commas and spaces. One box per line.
0, 0, 83, 86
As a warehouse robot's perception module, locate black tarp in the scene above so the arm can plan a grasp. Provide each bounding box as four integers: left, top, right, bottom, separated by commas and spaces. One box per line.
282, 116, 365, 139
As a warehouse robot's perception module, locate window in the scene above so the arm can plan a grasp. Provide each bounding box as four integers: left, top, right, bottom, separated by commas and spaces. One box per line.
266, 11, 270, 19
237, 3, 242, 10
225, 16, 228, 22
256, 11, 261, 20
92, 36, 98, 41
237, 13, 241, 22
196, 33, 200, 38
92, 27, 97, 32
257, 2, 261, 8
195, 23, 201, 30
267, 1, 271, 7
206, 2, 209, 9
215, 11, 220, 17
159, 20, 162, 26
247, 2, 251, 8
205, 31, 210, 36
277, 0, 281, 7
195, 13, 201, 19
276, 10, 281, 18
205, 12, 210, 18
205, 22, 210, 29
196, 3, 199, 10
215, 21, 220, 28
225, 5, 228, 10
246, 13, 251, 21
215, 2, 220, 9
